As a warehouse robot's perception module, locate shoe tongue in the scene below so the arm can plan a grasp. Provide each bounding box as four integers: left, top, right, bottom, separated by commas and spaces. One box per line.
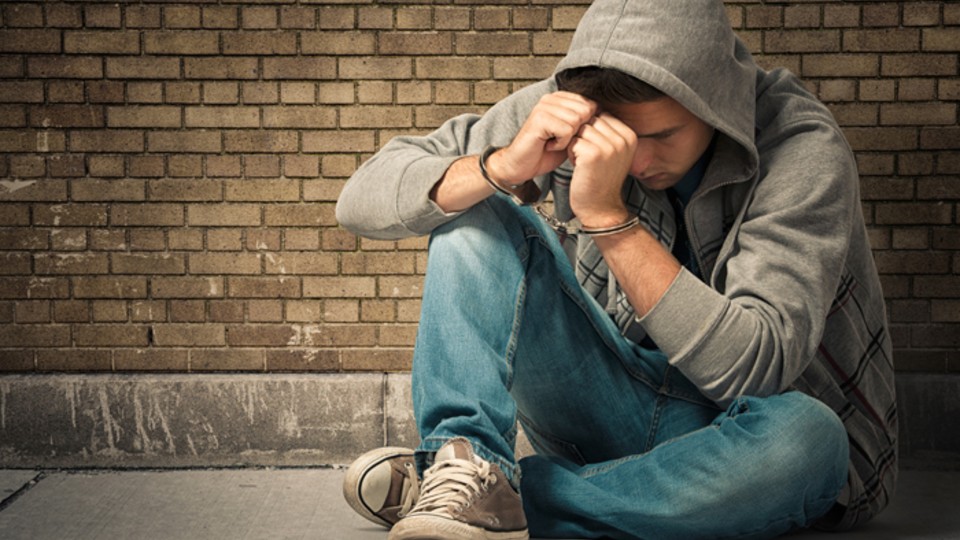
435, 438, 474, 462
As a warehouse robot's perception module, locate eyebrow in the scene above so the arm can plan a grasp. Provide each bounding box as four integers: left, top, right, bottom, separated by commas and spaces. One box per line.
636, 125, 684, 140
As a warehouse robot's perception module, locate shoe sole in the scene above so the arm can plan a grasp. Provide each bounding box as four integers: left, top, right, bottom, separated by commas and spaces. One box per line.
388, 514, 529, 540
343, 446, 415, 528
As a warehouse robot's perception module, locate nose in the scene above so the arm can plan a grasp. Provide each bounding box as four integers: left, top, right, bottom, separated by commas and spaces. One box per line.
631, 142, 655, 176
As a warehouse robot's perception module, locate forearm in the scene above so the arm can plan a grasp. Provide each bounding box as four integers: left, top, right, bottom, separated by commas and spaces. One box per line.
592, 225, 682, 317
430, 155, 496, 213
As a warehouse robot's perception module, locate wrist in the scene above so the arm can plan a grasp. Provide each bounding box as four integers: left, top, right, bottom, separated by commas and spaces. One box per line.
485, 147, 524, 189
577, 208, 633, 230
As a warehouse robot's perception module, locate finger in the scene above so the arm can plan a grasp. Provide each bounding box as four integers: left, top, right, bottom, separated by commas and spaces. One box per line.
595, 112, 637, 145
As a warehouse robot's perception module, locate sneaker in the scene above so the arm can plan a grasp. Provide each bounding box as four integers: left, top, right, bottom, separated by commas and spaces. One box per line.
388, 438, 529, 540
343, 446, 420, 528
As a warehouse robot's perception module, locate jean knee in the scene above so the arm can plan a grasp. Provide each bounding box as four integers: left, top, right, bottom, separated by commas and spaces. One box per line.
769, 393, 849, 494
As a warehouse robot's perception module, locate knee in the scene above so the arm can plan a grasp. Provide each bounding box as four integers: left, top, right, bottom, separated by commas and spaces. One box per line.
752, 393, 849, 494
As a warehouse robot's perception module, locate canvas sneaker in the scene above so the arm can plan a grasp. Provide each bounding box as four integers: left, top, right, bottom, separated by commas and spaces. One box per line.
343, 446, 420, 528
388, 437, 529, 540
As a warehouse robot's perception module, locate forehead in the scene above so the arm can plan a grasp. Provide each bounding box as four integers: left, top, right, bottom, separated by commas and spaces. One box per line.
603, 97, 698, 132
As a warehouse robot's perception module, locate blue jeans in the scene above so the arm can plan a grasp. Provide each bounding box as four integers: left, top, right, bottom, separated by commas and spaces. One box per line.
412, 196, 849, 539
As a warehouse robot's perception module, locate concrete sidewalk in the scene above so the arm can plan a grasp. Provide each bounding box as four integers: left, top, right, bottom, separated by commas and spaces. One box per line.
1, 468, 958, 540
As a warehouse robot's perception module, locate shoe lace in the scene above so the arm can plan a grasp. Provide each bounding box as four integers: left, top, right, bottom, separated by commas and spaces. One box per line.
409, 457, 496, 516
398, 462, 421, 518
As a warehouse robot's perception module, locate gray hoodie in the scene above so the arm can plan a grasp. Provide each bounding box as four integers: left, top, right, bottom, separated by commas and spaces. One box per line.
337, 0, 895, 530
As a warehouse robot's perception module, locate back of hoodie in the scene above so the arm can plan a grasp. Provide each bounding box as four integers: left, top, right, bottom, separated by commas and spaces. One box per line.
336, 0, 895, 531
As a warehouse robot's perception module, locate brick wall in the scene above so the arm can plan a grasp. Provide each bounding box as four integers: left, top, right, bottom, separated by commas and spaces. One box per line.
0, 1, 956, 375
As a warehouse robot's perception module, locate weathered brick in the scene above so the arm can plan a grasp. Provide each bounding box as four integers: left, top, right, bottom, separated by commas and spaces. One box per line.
187, 204, 261, 226
152, 277, 224, 299
416, 105, 485, 128
64, 31, 139, 54
74, 277, 146, 300
843, 29, 920, 52
34, 204, 107, 227
0, 277, 68, 299
74, 324, 148, 347
28, 57, 102, 79
224, 179, 299, 202
125, 5, 161, 29
190, 349, 264, 371
380, 33, 453, 55
227, 276, 300, 299
264, 204, 336, 227
144, 31, 219, 55
340, 106, 412, 128
843, 127, 917, 151
112, 253, 185, 275
263, 57, 336, 80
340, 57, 413, 80
882, 54, 957, 77
185, 106, 260, 128
114, 349, 189, 371
0, 82, 43, 103
105, 57, 180, 80
493, 57, 559, 80
341, 348, 411, 371
184, 58, 259, 80
153, 324, 226, 347
0, 252, 31, 275
280, 6, 317, 29
802, 54, 878, 77
263, 252, 337, 275
302, 130, 375, 153
34, 253, 107, 275
378, 276, 424, 298
148, 131, 222, 153
881, 103, 956, 126
920, 127, 960, 150
110, 204, 183, 226
224, 131, 297, 153
875, 203, 953, 225
266, 349, 339, 371
223, 31, 296, 55
416, 57, 490, 80
106, 106, 181, 128
189, 252, 261, 275
70, 130, 144, 153
303, 276, 375, 298
0, 30, 60, 53
262, 107, 335, 128
71, 179, 145, 202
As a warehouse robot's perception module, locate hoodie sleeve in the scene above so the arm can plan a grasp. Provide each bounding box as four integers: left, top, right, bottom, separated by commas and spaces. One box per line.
640, 109, 858, 407
336, 80, 553, 240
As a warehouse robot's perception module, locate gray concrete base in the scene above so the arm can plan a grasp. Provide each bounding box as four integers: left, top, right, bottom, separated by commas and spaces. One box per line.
0, 373, 418, 468
0, 372, 958, 469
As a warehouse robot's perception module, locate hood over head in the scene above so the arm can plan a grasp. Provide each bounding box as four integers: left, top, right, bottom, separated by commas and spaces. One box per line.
554, 0, 758, 164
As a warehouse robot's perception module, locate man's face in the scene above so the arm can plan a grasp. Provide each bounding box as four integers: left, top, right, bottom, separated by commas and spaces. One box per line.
602, 97, 715, 191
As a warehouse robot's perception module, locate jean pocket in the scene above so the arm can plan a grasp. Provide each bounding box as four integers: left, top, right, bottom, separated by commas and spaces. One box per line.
517, 411, 588, 466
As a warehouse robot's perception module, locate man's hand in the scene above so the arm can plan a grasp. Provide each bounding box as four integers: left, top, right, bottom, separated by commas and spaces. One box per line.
487, 92, 598, 186
567, 112, 638, 228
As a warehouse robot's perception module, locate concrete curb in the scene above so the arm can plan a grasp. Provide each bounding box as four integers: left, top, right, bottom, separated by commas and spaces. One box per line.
0, 373, 416, 468
0, 372, 957, 469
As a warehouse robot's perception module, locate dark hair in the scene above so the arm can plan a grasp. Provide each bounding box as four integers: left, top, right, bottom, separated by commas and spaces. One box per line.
555, 66, 665, 104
